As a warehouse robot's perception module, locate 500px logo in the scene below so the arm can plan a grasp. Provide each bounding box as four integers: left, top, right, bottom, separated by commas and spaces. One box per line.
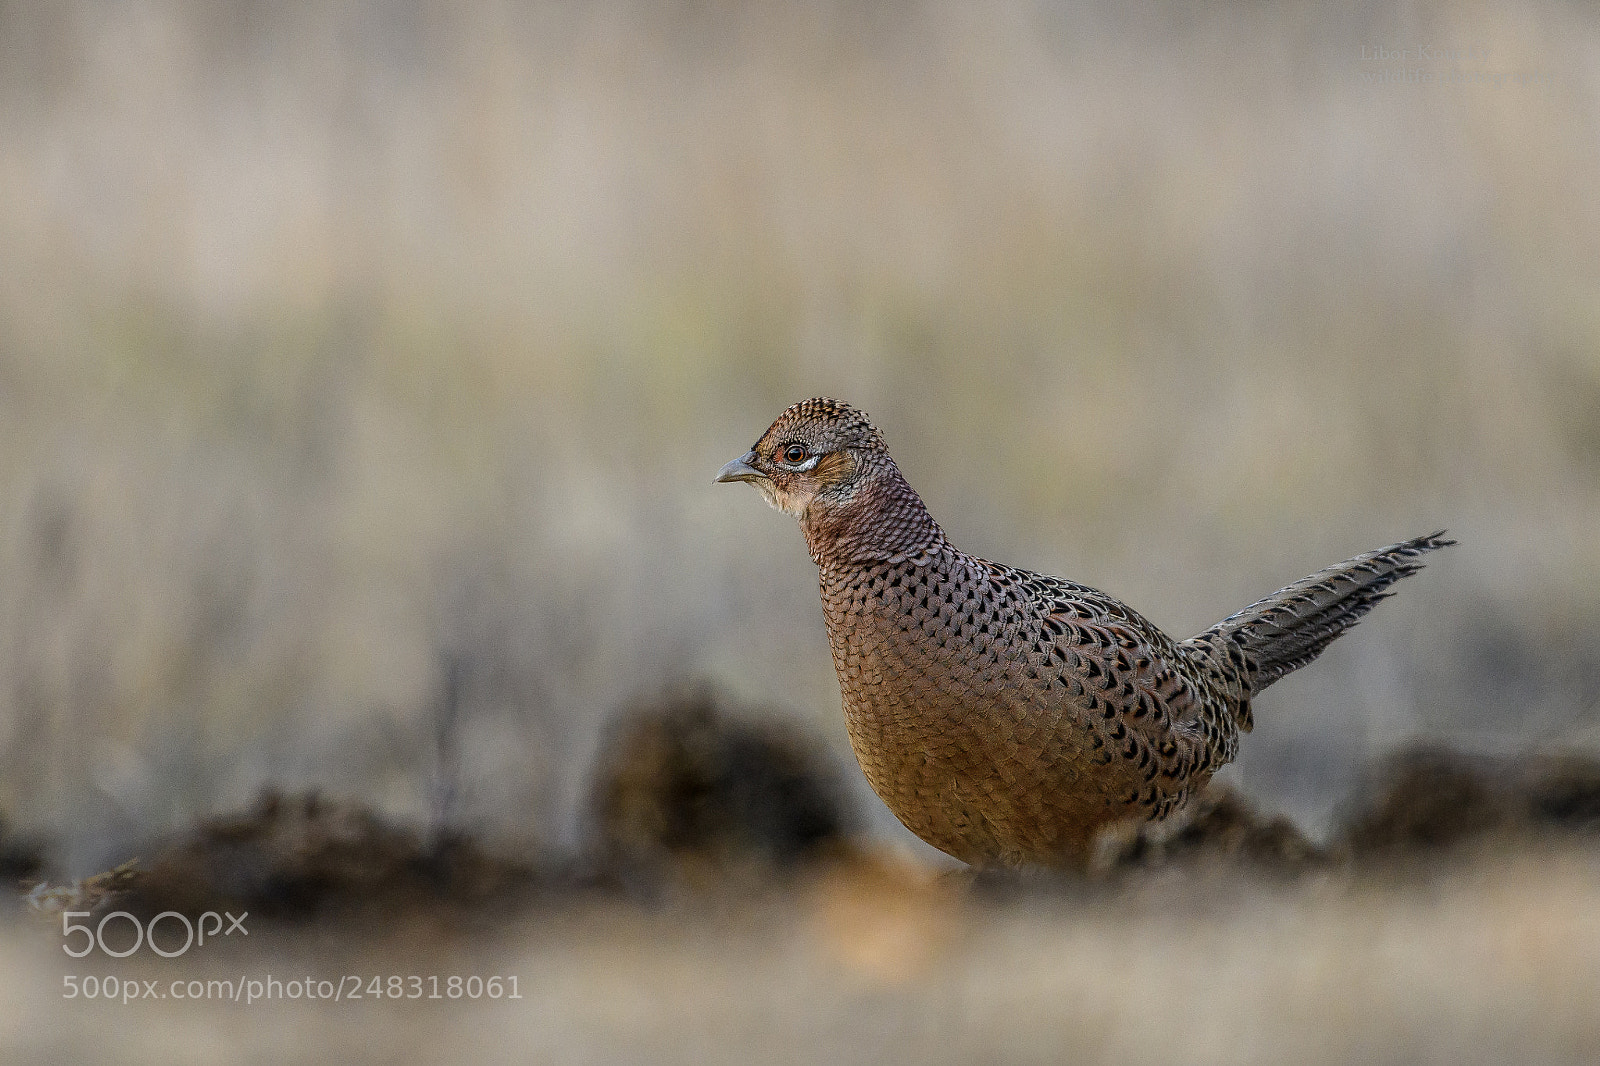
61, 910, 248, 958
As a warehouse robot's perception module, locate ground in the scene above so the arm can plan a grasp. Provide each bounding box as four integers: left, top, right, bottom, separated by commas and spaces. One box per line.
5, 847, 1600, 1065
6, 706, 1600, 1064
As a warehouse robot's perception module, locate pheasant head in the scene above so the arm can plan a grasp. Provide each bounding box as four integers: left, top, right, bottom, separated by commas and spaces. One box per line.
717, 398, 942, 567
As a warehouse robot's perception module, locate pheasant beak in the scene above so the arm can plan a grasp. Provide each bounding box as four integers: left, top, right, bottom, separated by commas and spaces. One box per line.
715, 451, 766, 484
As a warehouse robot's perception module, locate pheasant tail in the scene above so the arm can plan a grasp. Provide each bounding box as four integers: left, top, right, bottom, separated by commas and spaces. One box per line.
1189, 531, 1456, 693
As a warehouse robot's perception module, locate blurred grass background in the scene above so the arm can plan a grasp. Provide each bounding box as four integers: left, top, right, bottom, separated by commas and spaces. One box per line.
1, 0, 1598, 874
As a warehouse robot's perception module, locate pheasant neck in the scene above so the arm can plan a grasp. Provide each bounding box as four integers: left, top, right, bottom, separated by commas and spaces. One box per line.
801, 461, 946, 572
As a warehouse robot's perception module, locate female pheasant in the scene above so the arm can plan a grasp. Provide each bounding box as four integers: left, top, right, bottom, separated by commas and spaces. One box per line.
717, 398, 1452, 868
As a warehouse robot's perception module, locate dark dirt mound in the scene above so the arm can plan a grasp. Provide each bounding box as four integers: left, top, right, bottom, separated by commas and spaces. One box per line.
1114, 785, 1331, 877
0, 812, 46, 886
588, 689, 856, 881
962, 785, 1330, 900
25, 692, 862, 919
1335, 745, 1600, 863
121, 790, 539, 920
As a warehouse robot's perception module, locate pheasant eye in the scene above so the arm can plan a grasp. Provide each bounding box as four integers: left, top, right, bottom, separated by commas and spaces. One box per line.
782, 444, 808, 464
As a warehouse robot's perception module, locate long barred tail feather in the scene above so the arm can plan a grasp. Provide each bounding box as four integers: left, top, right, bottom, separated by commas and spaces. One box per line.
1189, 531, 1455, 692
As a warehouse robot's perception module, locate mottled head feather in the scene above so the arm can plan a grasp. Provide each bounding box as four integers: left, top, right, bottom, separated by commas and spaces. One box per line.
750, 398, 888, 459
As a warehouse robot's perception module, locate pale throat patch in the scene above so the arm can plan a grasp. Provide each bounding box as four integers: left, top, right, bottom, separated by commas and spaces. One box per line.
748, 478, 798, 516
769, 483, 808, 517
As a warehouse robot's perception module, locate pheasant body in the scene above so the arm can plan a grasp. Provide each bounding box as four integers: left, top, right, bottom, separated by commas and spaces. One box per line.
719, 398, 1451, 868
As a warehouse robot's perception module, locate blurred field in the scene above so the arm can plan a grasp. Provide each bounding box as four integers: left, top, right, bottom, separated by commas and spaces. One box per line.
6, 846, 1600, 1065
1, 0, 1598, 1058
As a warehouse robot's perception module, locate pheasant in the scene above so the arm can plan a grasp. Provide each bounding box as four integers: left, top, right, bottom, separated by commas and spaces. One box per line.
717, 397, 1453, 869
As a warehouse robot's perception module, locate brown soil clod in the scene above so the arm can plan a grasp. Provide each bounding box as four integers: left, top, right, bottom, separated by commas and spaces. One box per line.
1112, 784, 1331, 877
587, 688, 857, 886
1335, 745, 1600, 864
121, 790, 538, 920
